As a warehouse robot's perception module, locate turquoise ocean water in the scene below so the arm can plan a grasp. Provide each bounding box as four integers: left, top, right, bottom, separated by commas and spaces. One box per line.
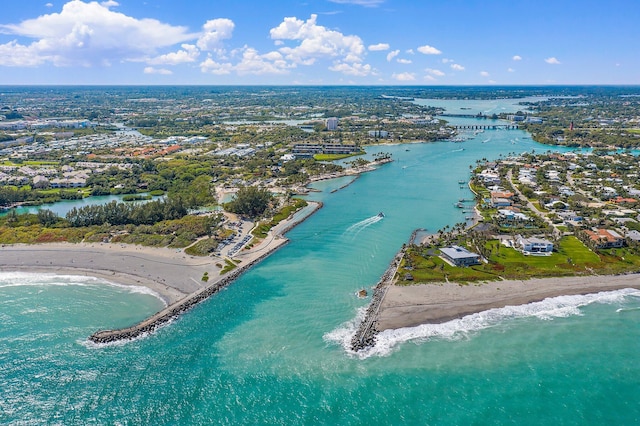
2, 99, 640, 425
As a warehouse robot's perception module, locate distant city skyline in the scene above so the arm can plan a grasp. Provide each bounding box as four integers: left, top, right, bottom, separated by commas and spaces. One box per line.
0, 0, 638, 85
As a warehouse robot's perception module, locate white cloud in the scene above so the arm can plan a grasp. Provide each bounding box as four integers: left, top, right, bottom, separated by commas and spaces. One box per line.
386, 49, 399, 62
397, 58, 412, 64
441, 58, 453, 64
480, 71, 490, 77
424, 75, 436, 81
200, 47, 293, 76
270, 14, 365, 66
392, 72, 415, 82
507, 67, 515, 72
406, 49, 414, 55
234, 47, 292, 75
417, 44, 441, 55
545, 57, 561, 64
196, 18, 234, 53
0, 0, 195, 67
199, 58, 233, 75
0, 40, 47, 66
329, 61, 372, 76
425, 68, 445, 77
328, 0, 385, 6
512, 55, 522, 61
368, 43, 389, 51
144, 66, 172, 75
100, 0, 118, 7
148, 44, 199, 65
45, 2, 53, 7
450, 63, 464, 71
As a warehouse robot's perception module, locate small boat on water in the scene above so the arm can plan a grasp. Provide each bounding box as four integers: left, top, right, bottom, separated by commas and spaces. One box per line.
377, 212, 385, 218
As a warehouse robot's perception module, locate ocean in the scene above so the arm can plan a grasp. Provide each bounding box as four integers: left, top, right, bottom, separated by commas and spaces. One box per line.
2, 100, 640, 425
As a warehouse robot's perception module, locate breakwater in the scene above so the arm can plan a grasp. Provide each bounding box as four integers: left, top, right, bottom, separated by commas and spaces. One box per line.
350, 229, 421, 352
90, 201, 325, 344
89, 244, 286, 344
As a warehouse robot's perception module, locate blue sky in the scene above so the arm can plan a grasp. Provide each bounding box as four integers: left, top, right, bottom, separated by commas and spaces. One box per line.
0, 0, 638, 85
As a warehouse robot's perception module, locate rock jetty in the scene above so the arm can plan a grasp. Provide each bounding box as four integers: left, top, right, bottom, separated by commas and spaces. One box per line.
89, 245, 283, 344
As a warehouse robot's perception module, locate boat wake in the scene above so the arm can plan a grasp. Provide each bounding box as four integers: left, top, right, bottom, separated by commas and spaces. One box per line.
344, 214, 384, 237
327, 288, 640, 359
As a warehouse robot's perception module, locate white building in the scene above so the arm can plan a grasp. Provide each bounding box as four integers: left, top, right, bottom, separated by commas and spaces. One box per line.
440, 245, 481, 267
326, 117, 338, 131
516, 237, 554, 256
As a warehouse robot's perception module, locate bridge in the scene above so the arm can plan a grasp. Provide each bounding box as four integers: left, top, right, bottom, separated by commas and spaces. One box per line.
452, 124, 519, 130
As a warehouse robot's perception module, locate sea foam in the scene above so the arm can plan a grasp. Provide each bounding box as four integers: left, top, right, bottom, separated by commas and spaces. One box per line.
326, 288, 640, 359
0, 271, 166, 305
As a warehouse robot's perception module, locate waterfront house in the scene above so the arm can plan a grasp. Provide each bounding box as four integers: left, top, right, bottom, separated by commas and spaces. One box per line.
440, 245, 481, 267
516, 236, 554, 256
584, 228, 625, 249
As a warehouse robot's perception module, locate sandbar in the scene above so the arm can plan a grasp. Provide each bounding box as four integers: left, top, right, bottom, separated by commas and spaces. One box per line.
377, 274, 640, 330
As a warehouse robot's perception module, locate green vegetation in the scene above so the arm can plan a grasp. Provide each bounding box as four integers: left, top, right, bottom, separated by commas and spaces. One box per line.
185, 237, 220, 256
224, 186, 273, 219
313, 152, 363, 161
397, 235, 640, 286
252, 199, 308, 238
122, 194, 152, 202
220, 258, 238, 274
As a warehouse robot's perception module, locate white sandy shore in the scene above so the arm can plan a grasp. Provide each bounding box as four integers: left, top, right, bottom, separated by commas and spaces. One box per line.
0, 201, 320, 306
377, 274, 640, 330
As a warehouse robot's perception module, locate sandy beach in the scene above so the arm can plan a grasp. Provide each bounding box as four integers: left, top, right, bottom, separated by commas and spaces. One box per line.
376, 274, 640, 330
0, 243, 214, 305
0, 202, 321, 307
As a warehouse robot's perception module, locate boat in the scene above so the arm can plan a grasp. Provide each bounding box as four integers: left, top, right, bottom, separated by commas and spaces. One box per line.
455, 203, 464, 208
377, 212, 385, 218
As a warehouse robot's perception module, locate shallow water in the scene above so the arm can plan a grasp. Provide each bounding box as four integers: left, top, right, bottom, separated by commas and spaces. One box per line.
2, 108, 640, 424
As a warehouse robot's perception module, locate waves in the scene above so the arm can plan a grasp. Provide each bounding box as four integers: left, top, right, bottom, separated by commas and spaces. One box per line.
0, 271, 165, 305
326, 288, 640, 359
344, 214, 384, 237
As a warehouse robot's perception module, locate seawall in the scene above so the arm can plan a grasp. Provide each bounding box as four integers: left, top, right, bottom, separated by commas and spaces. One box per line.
89, 244, 285, 343
350, 229, 420, 352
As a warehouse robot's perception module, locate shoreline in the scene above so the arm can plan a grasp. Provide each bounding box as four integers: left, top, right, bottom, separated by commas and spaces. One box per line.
376, 274, 640, 331
0, 200, 323, 342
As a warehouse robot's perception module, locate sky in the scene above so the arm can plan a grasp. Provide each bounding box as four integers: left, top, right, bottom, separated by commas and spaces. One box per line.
0, 0, 638, 85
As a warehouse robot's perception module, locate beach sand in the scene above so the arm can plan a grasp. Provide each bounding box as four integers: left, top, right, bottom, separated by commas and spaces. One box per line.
0, 201, 319, 308
0, 243, 212, 304
377, 274, 640, 330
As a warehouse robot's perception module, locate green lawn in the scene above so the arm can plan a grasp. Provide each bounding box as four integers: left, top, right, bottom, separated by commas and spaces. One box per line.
313, 152, 363, 161
396, 236, 640, 285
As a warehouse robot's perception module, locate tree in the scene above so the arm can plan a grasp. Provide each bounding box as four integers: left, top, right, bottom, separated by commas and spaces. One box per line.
225, 186, 273, 219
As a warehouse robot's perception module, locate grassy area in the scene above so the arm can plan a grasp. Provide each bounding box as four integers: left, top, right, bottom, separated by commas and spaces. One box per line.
220, 258, 238, 274
396, 236, 640, 285
252, 199, 308, 239
184, 237, 218, 256
313, 152, 363, 161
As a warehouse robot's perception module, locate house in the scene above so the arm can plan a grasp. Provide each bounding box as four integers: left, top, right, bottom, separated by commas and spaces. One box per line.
491, 197, 512, 207
498, 209, 530, 222
626, 230, 640, 242
584, 228, 625, 249
517, 236, 554, 256
440, 245, 481, 267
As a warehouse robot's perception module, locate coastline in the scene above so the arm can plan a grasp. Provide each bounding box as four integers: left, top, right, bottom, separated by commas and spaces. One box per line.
376, 274, 640, 331
0, 200, 322, 342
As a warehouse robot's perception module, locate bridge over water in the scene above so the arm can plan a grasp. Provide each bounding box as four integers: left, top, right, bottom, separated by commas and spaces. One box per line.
452, 124, 519, 130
